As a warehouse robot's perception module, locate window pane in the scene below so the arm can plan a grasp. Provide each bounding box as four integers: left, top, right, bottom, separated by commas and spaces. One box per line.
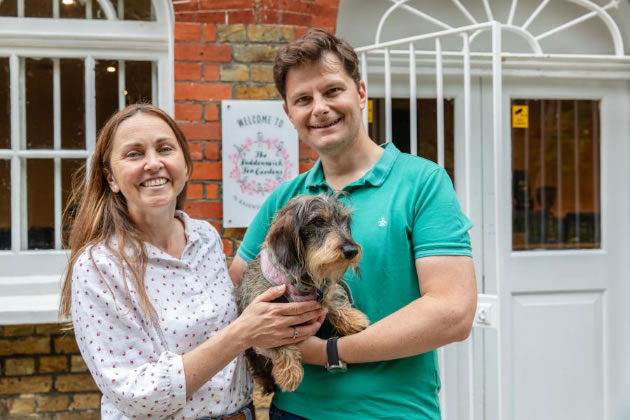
62, 158, 84, 247
512, 99, 601, 251
0, 0, 17, 17
27, 159, 54, 250
125, 61, 152, 105
124, 0, 153, 21
369, 98, 455, 182
59, 0, 85, 18
95, 60, 119, 133
61, 59, 85, 149
26, 58, 54, 149
0, 57, 9, 150
25, 0, 52, 17
0, 159, 10, 250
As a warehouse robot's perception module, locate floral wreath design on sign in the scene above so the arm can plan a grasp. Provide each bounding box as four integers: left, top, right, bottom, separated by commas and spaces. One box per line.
228, 132, 294, 195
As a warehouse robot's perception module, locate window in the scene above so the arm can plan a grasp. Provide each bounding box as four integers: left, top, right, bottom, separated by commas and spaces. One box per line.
511, 99, 601, 251
0, 0, 173, 323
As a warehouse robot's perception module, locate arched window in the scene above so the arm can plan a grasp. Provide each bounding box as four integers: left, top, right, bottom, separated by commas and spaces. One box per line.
0, 0, 174, 323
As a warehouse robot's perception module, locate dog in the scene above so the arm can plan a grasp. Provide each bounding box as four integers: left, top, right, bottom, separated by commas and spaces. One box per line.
234, 194, 370, 393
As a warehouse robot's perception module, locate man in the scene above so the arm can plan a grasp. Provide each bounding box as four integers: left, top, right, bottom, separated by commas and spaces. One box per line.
229, 29, 477, 420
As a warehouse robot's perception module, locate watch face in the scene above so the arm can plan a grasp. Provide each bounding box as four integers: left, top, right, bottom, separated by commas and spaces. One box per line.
326, 363, 347, 373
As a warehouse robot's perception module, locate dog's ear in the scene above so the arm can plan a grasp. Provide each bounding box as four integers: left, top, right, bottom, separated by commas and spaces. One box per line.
267, 200, 305, 276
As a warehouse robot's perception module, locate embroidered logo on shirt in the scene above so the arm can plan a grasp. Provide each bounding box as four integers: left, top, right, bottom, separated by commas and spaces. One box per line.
378, 217, 387, 227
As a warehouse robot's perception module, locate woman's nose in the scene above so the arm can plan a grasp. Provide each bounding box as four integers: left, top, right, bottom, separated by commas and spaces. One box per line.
144, 151, 163, 171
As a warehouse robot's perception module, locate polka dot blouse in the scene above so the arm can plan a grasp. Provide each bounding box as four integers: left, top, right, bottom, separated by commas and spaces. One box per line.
71, 211, 253, 419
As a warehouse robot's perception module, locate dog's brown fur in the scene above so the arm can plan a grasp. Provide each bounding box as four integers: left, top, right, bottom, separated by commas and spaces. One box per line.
234, 194, 370, 393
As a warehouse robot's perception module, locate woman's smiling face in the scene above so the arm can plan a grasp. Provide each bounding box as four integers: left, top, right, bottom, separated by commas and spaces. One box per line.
105, 112, 189, 217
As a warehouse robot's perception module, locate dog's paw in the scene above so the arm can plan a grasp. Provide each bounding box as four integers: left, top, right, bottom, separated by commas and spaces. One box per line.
272, 354, 304, 392
332, 307, 370, 335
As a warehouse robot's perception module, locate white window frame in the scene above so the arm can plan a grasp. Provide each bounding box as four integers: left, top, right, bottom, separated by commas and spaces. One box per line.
0, 0, 174, 324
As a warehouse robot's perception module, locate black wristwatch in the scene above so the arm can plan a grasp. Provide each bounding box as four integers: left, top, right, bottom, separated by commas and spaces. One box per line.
325, 336, 347, 373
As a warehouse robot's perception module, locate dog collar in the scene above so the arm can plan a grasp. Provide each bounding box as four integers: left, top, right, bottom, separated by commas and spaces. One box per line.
259, 249, 318, 302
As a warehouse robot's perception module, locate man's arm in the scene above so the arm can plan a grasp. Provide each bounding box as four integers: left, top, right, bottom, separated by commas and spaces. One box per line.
299, 255, 477, 365
229, 254, 249, 286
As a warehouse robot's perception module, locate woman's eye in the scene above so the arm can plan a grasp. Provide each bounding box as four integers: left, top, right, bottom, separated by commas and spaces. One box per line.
126, 151, 141, 158
160, 146, 173, 153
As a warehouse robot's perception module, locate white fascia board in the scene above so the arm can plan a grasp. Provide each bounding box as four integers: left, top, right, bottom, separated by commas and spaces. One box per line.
0, 275, 64, 325
0, 18, 169, 53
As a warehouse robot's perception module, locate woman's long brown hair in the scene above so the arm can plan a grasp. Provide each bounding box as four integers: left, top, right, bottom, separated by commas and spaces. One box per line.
59, 104, 192, 327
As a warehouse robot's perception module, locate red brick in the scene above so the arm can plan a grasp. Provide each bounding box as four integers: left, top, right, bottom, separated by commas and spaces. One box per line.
299, 161, 315, 173
173, 0, 200, 13
280, 12, 311, 26
204, 24, 217, 42
184, 201, 223, 219
177, 11, 226, 23
175, 44, 232, 62
210, 220, 221, 232
227, 9, 256, 24
206, 183, 220, 199
205, 142, 220, 160
222, 239, 234, 256
295, 26, 308, 39
188, 142, 203, 160
175, 103, 203, 121
180, 122, 221, 140
175, 63, 202, 81
206, 104, 219, 121
175, 23, 202, 41
175, 83, 232, 101
200, 0, 254, 9
191, 162, 222, 180
312, 13, 337, 30
187, 183, 204, 200
204, 64, 220, 81
261, 9, 280, 24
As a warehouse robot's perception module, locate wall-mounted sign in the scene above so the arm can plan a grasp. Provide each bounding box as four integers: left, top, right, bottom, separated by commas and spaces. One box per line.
221, 100, 298, 227
512, 105, 529, 128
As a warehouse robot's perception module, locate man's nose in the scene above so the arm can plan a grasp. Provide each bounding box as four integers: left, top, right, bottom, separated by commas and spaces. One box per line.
312, 94, 330, 117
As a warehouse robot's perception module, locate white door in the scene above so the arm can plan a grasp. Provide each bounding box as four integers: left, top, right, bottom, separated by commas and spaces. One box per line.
479, 78, 630, 420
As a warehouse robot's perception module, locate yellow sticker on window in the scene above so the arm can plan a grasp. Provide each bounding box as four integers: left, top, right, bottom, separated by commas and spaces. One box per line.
368, 99, 373, 124
512, 105, 529, 128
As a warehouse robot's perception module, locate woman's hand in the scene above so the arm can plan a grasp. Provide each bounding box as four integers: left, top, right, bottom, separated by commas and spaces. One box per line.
232, 285, 327, 350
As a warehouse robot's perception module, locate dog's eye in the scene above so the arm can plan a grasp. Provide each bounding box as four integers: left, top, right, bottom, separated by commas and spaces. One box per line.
311, 217, 325, 227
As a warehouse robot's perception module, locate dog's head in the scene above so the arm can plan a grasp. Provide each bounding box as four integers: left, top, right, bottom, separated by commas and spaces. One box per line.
264, 194, 362, 288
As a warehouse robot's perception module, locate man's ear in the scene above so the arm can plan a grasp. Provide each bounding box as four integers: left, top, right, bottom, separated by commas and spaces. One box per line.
282, 101, 295, 127
358, 80, 367, 111
104, 168, 120, 193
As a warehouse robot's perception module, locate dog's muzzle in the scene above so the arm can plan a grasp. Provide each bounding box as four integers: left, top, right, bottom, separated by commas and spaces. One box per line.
342, 244, 359, 260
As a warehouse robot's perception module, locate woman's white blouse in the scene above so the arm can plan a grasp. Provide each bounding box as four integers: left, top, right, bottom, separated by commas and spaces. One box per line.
71, 211, 253, 419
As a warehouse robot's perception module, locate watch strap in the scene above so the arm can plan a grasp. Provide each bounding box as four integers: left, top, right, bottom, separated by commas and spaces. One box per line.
326, 336, 340, 367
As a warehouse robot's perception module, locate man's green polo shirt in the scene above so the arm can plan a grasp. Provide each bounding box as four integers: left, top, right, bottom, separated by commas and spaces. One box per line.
238, 142, 472, 420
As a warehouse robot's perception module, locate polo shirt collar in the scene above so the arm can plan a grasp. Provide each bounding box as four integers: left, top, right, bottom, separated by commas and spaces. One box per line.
305, 142, 400, 191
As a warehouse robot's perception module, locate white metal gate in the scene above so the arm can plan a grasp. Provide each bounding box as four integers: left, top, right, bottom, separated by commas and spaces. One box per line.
353, 1, 630, 418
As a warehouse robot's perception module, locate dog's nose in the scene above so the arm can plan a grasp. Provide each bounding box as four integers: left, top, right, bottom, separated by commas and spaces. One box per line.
342, 244, 359, 260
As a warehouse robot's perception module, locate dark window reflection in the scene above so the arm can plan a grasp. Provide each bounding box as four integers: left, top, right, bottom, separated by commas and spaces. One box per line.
0, 0, 17, 17
59, 0, 85, 19
25, 0, 52, 17
369, 98, 455, 183
0, 159, 10, 250
26, 58, 54, 149
27, 159, 54, 250
124, 0, 153, 21
512, 99, 601, 250
125, 61, 153, 105
61, 59, 85, 149
95, 60, 119, 134
0, 57, 10, 150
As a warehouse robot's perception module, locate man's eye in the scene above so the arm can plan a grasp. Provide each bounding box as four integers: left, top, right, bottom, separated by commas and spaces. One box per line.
295, 97, 310, 105
328, 87, 341, 95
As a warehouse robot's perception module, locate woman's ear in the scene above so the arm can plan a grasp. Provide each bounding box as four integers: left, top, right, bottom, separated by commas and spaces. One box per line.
104, 168, 120, 193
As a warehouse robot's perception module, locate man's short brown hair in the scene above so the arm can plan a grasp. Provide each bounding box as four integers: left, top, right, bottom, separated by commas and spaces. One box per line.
273, 29, 361, 101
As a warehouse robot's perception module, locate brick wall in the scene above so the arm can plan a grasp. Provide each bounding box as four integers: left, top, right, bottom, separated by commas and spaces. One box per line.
0, 324, 100, 419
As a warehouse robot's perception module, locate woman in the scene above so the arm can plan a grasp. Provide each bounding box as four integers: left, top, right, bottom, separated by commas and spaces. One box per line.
59, 104, 325, 420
